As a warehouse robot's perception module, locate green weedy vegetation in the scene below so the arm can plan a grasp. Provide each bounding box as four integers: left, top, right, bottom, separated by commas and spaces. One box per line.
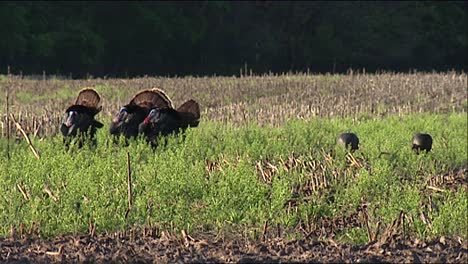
0, 113, 466, 244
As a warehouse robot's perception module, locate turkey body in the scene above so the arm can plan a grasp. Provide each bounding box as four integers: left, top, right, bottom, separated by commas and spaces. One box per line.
138, 99, 200, 147
337, 132, 359, 151
61, 88, 103, 148
412, 133, 433, 154
109, 88, 174, 142
109, 104, 148, 139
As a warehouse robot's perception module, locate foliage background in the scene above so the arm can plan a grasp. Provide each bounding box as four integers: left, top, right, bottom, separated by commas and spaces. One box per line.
0, 1, 466, 78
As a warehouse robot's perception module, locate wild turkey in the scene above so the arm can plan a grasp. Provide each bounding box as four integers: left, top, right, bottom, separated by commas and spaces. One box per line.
412, 133, 433, 154
109, 88, 173, 140
138, 99, 200, 145
60, 88, 103, 147
337, 132, 359, 151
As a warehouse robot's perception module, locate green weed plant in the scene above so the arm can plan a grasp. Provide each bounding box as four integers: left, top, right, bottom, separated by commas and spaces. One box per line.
0, 113, 466, 244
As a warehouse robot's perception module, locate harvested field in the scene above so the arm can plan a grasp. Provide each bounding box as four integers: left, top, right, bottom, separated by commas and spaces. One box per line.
0, 72, 466, 137
0, 73, 466, 263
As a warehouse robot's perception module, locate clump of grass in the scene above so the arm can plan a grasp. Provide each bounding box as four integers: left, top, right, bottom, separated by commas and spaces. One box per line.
431, 190, 467, 239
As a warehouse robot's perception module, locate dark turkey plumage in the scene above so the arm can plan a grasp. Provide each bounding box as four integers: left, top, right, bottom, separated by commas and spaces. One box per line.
60, 88, 103, 147
412, 133, 433, 154
337, 132, 359, 151
138, 99, 200, 146
110, 88, 173, 140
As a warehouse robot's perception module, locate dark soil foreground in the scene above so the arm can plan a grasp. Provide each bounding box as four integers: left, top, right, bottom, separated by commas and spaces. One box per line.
1, 228, 467, 264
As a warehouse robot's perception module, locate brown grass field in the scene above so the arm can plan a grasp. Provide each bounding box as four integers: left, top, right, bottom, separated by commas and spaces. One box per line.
0, 71, 466, 138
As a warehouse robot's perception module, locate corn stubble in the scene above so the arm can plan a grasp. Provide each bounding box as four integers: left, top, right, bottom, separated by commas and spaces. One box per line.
0, 71, 466, 138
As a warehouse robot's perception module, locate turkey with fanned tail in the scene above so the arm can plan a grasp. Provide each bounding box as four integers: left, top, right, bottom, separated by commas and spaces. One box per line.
110, 88, 174, 140
138, 99, 200, 147
60, 88, 103, 147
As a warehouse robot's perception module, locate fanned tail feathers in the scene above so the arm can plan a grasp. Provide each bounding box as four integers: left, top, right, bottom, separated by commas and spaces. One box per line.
75, 88, 101, 109
130, 88, 173, 110
177, 99, 200, 127
68, 88, 102, 116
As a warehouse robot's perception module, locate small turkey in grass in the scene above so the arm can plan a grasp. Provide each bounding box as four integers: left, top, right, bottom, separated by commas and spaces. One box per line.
412, 133, 433, 154
60, 88, 103, 147
109, 88, 173, 140
336, 132, 359, 151
138, 99, 200, 146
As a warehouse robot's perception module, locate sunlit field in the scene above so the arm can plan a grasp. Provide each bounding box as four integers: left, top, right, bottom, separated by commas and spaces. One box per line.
0, 72, 466, 246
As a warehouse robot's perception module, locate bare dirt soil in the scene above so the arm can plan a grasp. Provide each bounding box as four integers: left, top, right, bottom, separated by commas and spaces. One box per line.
1, 227, 467, 264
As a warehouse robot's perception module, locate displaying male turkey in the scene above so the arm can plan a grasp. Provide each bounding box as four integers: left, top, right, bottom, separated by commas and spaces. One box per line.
138, 99, 200, 146
336, 132, 359, 151
60, 88, 103, 147
412, 133, 433, 154
109, 88, 173, 140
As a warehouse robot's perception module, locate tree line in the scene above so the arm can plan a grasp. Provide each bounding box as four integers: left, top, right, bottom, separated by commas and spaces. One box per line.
1, 1, 466, 78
